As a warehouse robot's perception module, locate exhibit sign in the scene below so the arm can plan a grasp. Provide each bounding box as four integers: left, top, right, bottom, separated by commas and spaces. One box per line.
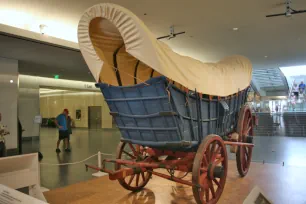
0, 184, 48, 204
0, 153, 47, 202
76, 109, 81, 120
34, 115, 42, 124
243, 186, 273, 204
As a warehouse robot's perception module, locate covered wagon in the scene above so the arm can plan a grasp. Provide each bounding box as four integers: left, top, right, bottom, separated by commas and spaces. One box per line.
78, 3, 255, 204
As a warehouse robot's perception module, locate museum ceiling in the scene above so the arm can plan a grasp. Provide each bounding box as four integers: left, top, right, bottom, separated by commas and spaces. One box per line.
0, 0, 305, 92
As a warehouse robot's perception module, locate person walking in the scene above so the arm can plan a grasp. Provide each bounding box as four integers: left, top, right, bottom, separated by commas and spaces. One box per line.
292, 83, 299, 99
67, 115, 72, 148
55, 109, 70, 153
17, 118, 24, 155
299, 81, 305, 94
0, 113, 10, 157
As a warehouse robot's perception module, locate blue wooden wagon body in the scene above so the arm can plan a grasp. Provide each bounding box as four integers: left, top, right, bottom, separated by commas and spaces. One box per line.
96, 76, 249, 151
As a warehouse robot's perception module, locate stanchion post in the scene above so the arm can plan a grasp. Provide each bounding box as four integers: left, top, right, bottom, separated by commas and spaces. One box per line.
98, 151, 102, 169
92, 151, 107, 177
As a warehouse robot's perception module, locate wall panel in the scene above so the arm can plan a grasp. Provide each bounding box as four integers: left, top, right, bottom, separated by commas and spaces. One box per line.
0, 57, 18, 149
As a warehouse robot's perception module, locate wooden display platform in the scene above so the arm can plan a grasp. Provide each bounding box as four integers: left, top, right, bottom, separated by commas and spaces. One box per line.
44, 160, 306, 204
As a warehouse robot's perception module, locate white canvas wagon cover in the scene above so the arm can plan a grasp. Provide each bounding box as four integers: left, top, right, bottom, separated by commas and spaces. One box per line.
78, 3, 252, 96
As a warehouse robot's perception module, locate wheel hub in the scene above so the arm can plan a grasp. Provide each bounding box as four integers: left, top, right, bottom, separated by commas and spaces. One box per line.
208, 164, 225, 179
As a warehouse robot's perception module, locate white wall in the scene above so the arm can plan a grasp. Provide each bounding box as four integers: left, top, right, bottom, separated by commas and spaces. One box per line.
18, 88, 40, 138
0, 57, 18, 149
18, 76, 40, 138
19, 75, 98, 92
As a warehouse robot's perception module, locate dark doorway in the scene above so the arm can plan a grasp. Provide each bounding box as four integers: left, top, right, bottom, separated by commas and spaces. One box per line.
88, 106, 102, 129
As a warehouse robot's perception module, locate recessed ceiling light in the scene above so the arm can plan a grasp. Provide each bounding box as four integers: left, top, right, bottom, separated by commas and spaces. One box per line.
10, 80, 13, 83
232, 27, 239, 31
264, 56, 268, 58
144, 13, 147, 16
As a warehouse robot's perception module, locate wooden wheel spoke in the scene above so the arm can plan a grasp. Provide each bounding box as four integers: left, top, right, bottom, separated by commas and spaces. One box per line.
135, 174, 140, 187
245, 126, 252, 136
208, 180, 216, 198
128, 143, 138, 156
127, 174, 135, 186
141, 171, 145, 181
242, 149, 247, 170
200, 191, 204, 202
242, 113, 248, 130
122, 150, 136, 159
205, 189, 210, 202
244, 155, 248, 170
203, 154, 209, 166
213, 178, 221, 188
247, 117, 252, 127
244, 146, 249, 159
244, 147, 248, 162
200, 173, 207, 186
199, 174, 208, 197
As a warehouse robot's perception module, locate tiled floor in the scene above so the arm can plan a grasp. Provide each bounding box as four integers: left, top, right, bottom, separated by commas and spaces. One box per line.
23, 128, 306, 190
23, 128, 121, 189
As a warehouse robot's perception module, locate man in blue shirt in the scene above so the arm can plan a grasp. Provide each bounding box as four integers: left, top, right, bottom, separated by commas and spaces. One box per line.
299, 81, 305, 94
55, 109, 70, 153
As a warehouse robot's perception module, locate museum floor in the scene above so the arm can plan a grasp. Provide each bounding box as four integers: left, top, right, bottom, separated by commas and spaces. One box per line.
22, 128, 306, 203
43, 161, 306, 204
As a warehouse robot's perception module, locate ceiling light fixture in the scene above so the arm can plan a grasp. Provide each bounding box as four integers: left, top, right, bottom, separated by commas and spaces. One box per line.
232, 27, 239, 31
264, 56, 268, 58
9, 80, 13, 83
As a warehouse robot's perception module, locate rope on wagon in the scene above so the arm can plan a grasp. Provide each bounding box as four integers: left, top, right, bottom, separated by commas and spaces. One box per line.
40, 152, 114, 166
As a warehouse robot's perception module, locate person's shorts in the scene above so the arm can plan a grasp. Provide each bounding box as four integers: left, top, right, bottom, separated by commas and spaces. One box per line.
59, 130, 69, 140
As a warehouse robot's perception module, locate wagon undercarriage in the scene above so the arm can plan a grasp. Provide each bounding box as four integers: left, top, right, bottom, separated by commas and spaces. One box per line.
86, 105, 255, 204
86, 136, 254, 180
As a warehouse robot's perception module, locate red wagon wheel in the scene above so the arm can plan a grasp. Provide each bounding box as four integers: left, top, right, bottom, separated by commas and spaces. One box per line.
236, 105, 254, 177
115, 142, 152, 192
192, 135, 228, 204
